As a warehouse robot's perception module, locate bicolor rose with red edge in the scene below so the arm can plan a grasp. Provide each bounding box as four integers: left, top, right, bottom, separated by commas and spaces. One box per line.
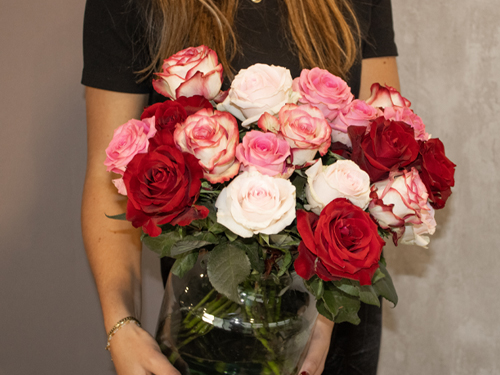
295, 199, 384, 285
260, 104, 331, 165
174, 108, 240, 184
417, 138, 456, 209
305, 159, 371, 215
217, 64, 300, 127
292, 67, 353, 122
104, 117, 157, 175
215, 171, 296, 238
348, 117, 420, 183
365, 83, 411, 108
236, 131, 293, 178
329, 99, 380, 147
369, 168, 436, 247
123, 131, 208, 237
153, 45, 223, 100
383, 106, 430, 142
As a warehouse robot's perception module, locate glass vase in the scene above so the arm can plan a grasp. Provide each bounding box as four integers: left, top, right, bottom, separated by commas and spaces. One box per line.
155, 254, 317, 375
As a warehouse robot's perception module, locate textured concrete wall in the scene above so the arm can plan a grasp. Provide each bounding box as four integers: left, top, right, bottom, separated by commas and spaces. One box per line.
379, 1, 500, 374
0, 0, 498, 374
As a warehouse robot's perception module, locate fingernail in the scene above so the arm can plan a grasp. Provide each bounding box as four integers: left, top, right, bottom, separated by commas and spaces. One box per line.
300, 372, 309, 375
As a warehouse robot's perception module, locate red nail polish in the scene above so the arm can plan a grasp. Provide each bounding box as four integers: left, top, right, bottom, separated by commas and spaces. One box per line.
300, 372, 309, 375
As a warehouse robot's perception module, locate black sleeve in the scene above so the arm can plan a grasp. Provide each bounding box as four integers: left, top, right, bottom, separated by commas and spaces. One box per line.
81, 0, 151, 93
361, 0, 398, 59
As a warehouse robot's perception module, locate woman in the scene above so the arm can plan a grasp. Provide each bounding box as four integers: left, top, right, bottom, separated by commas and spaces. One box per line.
81, 1, 400, 374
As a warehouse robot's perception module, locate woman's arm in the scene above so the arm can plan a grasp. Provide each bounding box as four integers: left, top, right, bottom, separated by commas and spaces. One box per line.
298, 55, 400, 375
82, 87, 179, 375
359, 56, 401, 100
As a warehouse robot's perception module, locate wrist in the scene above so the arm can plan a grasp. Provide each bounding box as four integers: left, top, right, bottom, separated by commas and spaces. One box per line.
105, 316, 142, 351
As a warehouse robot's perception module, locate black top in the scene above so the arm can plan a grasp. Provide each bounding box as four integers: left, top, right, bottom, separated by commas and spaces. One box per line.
82, 0, 398, 100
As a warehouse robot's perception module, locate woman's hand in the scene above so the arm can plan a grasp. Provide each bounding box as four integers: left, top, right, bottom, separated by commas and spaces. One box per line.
297, 314, 334, 375
109, 323, 180, 375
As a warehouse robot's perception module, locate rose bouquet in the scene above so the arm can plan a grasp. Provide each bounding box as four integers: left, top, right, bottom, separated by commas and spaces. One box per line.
104, 45, 456, 374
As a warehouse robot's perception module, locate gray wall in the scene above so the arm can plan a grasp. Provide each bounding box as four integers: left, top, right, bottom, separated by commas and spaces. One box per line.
0, 0, 498, 374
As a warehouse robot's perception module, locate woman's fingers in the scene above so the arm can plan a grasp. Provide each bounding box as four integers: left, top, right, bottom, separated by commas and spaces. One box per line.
298, 314, 334, 375
109, 323, 180, 375
144, 350, 180, 375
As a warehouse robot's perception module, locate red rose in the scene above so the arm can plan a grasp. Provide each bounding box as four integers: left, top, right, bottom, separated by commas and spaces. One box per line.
176, 95, 213, 116
123, 131, 209, 237
295, 199, 384, 285
141, 96, 213, 132
418, 138, 456, 209
349, 117, 420, 182
141, 100, 187, 132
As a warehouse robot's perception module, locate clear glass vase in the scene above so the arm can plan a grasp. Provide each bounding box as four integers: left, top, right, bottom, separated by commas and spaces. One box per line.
155, 254, 318, 375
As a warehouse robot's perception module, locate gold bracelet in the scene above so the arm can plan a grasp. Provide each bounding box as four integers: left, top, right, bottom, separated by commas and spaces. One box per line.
105, 316, 141, 351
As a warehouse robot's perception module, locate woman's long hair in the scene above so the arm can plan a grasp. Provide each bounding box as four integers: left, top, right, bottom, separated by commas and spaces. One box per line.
137, 0, 360, 80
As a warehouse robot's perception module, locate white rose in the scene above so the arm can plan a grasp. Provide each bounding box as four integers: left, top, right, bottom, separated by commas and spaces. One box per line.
215, 171, 296, 238
304, 159, 371, 215
217, 64, 300, 127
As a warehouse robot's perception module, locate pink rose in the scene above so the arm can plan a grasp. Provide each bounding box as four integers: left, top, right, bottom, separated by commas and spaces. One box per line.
292, 68, 353, 122
329, 100, 380, 147
215, 171, 296, 238
236, 131, 293, 178
153, 45, 223, 100
260, 104, 331, 165
104, 117, 157, 175
383, 106, 430, 141
365, 83, 411, 108
369, 168, 436, 247
173, 108, 240, 184
217, 64, 300, 127
305, 159, 371, 215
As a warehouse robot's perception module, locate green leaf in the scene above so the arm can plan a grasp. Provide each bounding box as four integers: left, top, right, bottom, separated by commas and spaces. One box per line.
208, 222, 226, 235
371, 268, 386, 284
333, 279, 360, 297
233, 240, 264, 274
207, 243, 252, 302
171, 252, 199, 278
170, 232, 219, 257
142, 231, 182, 258
291, 174, 307, 202
270, 234, 301, 248
327, 150, 346, 161
105, 213, 127, 221
224, 228, 238, 242
359, 285, 381, 307
372, 262, 398, 306
316, 299, 335, 321
277, 250, 292, 277
322, 287, 361, 325
305, 276, 324, 299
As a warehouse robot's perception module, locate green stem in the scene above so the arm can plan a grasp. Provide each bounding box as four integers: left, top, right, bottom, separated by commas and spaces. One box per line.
181, 288, 216, 326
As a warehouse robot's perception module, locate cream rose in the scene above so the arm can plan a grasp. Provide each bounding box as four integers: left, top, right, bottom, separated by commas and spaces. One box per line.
304, 159, 371, 215
217, 64, 300, 127
215, 171, 296, 238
